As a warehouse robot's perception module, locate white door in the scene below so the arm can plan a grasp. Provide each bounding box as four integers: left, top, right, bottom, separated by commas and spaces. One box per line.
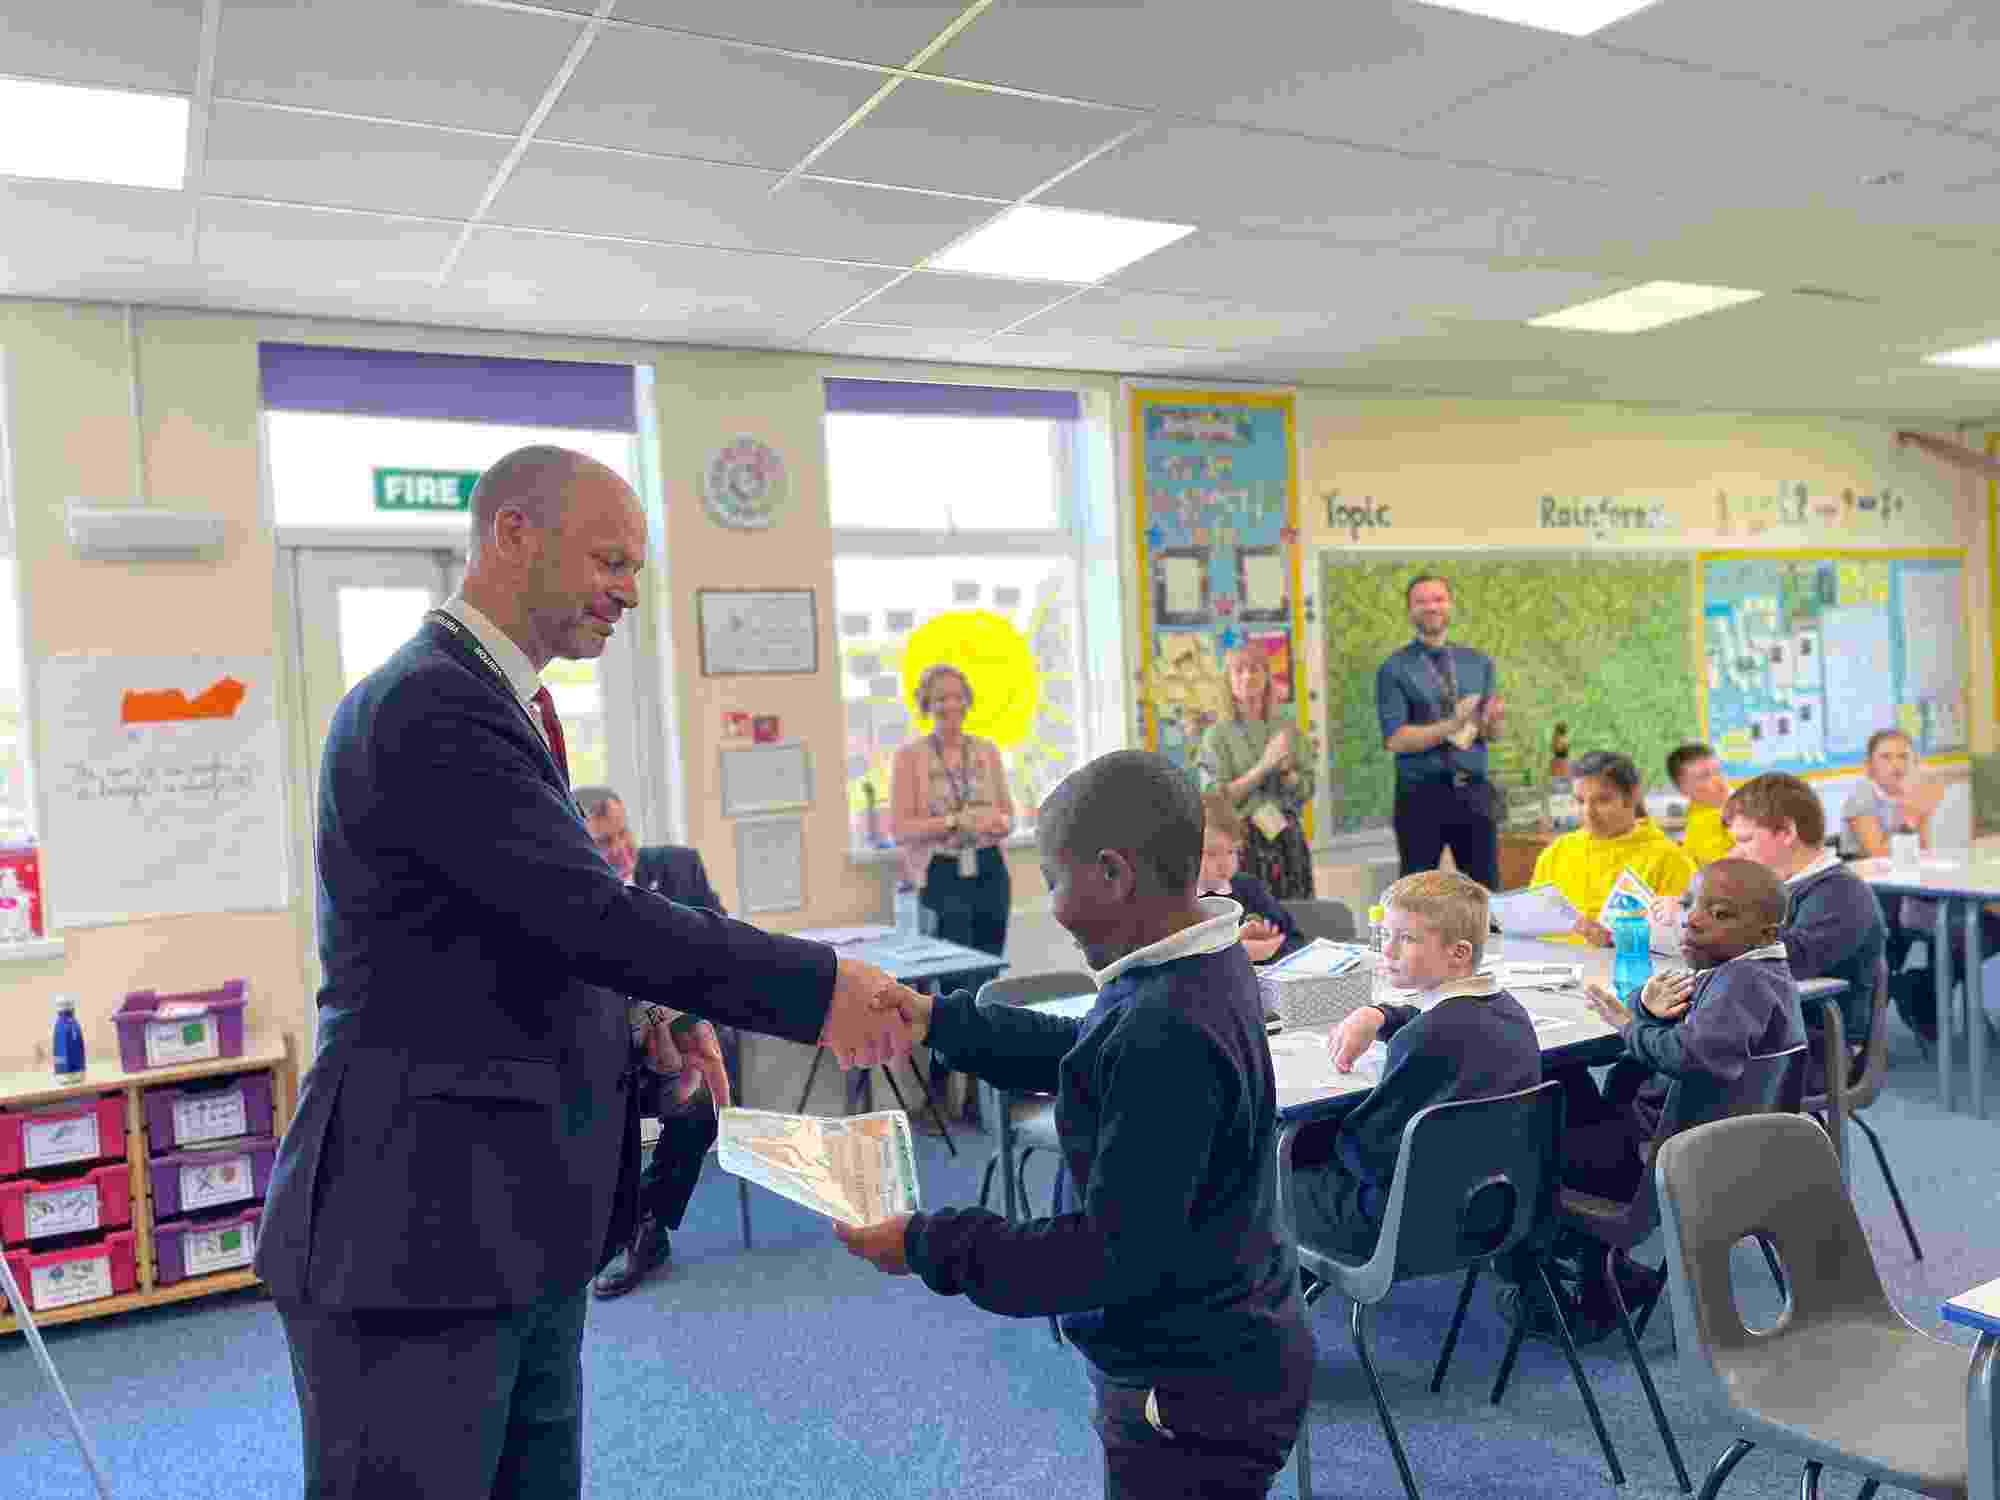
287, 547, 461, 1006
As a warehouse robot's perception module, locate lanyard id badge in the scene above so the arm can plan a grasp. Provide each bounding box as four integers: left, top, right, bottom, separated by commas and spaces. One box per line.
933, 734, 981, 877
958, 846, 979, 879
425, 609, 551, 756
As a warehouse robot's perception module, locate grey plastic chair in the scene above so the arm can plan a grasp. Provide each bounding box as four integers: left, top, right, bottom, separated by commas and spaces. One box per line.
1282, 897, 1358, 943
1284, 1081, 1625, 1500
1484, 1042, 1806, 1492
1655, 1112, 1971, 1500
1799, 961, 1922, 1261
970, 971, 1095, 1223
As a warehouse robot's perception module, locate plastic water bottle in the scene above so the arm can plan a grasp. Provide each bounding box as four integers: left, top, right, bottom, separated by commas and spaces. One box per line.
52, 994, 86, 1079
1367, 903, 1391, 1005
894, 880, 921, 939
1612, 912, 1652, 1007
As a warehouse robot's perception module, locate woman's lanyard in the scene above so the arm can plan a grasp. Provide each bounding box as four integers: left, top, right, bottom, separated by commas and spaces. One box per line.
932, 733, 974, 812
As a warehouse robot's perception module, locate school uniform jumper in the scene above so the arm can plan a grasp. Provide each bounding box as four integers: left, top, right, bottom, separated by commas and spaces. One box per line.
906, 898, 1313, 1499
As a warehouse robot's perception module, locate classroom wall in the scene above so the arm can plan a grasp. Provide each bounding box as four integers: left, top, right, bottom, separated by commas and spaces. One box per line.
1290, 395, 1993, 852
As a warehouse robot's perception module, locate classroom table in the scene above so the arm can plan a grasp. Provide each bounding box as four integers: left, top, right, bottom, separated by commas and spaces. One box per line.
788, 930, 1009, 1155
1941, 1276, 2000, 1500
1853, 854, 2000, 1118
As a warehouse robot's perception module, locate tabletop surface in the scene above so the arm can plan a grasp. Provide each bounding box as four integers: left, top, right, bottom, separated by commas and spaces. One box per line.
834, 933, 1010, 984
1023, 936, 1626, 1124
1942, 1274, 2000, 1337
1852, 854, 2000, 899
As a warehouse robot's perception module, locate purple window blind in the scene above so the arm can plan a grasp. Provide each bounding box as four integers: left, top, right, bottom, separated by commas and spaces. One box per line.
259, 343, 638, 433
823, 377, 1080, 422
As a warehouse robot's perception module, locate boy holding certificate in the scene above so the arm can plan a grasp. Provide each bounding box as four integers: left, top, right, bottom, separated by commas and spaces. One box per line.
836, 751, 1312, 1498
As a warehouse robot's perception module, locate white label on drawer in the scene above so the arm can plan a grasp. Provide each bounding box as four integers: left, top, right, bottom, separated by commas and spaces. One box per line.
25, 1184, 101, 1239
30, 1253, 111, 1310
179, 1152, 253, 1212
182, 1220, 256, 1277
146, 1016, 218, 1068
23, 1112, 101, 1170
172, 1090, 247, 1145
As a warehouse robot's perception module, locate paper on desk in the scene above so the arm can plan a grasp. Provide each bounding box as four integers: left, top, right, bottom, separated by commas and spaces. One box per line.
1494, 961, 1584, 990
792, 924, 895, 947
1265, 938, 1367, 978
1267, 1030, 1376, 1102
717, 1108, 920, 1227
1489, 883, 1579, 936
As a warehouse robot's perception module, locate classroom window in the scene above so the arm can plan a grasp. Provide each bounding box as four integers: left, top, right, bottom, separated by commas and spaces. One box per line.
0, 564, 29, 843
825, 380, 1096, 852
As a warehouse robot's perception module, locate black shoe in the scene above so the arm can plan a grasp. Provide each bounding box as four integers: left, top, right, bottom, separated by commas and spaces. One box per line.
592, 1215, 671, 1299
1602, 1251, 1665, 1316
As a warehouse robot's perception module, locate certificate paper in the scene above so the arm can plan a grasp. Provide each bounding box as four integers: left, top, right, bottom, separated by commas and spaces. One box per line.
1489, 883, 1580, 936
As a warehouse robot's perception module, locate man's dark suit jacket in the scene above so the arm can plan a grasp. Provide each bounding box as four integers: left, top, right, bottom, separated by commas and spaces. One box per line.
633, 845, 722, 913
256, 619, 837, 1309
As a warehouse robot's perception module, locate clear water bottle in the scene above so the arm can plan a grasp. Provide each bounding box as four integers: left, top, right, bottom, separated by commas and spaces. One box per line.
52, 994, 86, 1079
1367, 903, 1392, 1006
894, 880, 921, 939
1612, 912, 1652, 1008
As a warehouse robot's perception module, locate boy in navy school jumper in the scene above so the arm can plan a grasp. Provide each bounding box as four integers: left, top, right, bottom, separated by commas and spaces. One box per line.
1289, 871, 1541, 1262
1200, 793, 1306, 965
836, 750, 1313, 1500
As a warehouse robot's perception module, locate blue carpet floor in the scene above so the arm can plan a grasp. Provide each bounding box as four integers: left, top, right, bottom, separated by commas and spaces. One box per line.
4, 1019, 1995, 1499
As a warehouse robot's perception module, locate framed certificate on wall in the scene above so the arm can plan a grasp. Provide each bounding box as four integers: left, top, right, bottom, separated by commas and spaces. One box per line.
697, 589, 819, 676
719, 740, 813, 817
734, 816, 805, 914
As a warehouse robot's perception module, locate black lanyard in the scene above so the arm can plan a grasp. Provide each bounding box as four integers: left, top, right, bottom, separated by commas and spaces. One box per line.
426, 608, 553, 756
1421, 643, 1458, 709
931, 733, 974, 811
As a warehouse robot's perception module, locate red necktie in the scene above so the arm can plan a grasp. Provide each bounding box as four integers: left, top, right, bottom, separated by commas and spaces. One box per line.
531, 685, 570, 785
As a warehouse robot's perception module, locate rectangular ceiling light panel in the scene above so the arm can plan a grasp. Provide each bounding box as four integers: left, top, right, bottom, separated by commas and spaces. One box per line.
1414, 0, 1664, 37
928, 204, 1194, 284
1529, 279, 1762, 332
0, 77, 189, 190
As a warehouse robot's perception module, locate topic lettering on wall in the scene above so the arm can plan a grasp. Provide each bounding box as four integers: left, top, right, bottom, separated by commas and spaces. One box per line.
1324, 492, 1393, 541
1538, 495, 1672, 535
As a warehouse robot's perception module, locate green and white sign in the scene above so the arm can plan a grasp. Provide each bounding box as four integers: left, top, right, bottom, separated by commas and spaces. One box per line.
373, 468, 479, 513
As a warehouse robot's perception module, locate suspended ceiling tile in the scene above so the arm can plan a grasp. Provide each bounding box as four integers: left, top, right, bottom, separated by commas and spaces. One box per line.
201, 102, 509, 219
0, 0, 208, 93
491, 144, 993, 264
538, 26, 884, 169
839, 270, 1080, 329
581, 0, 977, 67
1010, 286, 1333, 348
197, 198, 463, 287
810, 78, 1131, 198
214, 0, 585, 133
1401, 47, 2000, 199
0, 178, 194, 286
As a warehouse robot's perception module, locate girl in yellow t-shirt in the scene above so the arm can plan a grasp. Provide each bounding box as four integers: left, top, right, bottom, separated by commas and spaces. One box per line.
1534, 750, 1698, 946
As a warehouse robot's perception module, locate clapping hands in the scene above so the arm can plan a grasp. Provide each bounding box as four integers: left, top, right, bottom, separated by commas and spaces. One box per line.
1240, 917, 1285, 963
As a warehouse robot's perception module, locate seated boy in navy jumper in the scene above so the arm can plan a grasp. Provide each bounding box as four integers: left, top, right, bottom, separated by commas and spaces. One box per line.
1289, 870, 1540, 1262
1200, 793, 1305, 964
1538, 858, 1804, 1335
836, 750, 1313, 1499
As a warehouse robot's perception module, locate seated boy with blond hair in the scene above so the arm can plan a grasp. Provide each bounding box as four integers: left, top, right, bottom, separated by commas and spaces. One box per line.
1200, 793, 1306, 965
1666, 742, 1734, 867
1289, 870, 1540, 1261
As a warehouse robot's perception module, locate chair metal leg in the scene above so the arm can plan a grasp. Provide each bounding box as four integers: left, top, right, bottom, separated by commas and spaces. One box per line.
1757, 1235, 1787, 1302
1536, 1262, 1626, 1487
737, 1178, 752, 1250
1696, 1440, 1755, 1500
1349, 1300, 1422, 1500
878, 1063, 957, 1158
1801, 1459, 1823, 1500
1853, 1480, 1879, 1500
793, 1046, 828, 1114
1633, 1257, 1669, 1342
1490, 1288, 1531, 1405
1430, 1264, 1482, 1393
1850, 1114, 1923, 1261
1603, 1245, 1691, 1492
1293, 1388, 1315, 1500
977, 1152, 1000, 1212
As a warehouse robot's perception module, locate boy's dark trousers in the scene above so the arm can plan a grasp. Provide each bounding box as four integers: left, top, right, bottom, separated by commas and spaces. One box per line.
1550, 1061, 1649, 1202
1086, 1348, 1314, 1500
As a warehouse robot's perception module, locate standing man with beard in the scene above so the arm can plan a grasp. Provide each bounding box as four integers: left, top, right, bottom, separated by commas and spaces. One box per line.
1375, 575, 1507, 889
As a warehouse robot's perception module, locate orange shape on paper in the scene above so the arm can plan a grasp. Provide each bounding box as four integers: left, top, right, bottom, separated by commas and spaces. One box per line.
120, 676, 248, 725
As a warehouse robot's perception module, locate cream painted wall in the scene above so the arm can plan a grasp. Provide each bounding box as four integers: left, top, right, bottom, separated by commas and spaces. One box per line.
0, 299, 1987, 1081
1289, 394, 1993, 826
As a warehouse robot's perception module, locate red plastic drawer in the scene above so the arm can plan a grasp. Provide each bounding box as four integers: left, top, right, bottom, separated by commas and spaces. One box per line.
4, 1228, 136, 1313
0, 1095, 124, 1176
0, 1163, 131, 1246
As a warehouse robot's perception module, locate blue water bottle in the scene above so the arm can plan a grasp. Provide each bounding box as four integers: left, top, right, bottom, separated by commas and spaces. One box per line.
1611, 913, 1652, 1007
52, 994, 86, 1079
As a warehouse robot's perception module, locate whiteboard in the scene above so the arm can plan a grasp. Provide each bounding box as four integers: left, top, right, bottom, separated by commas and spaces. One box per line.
35, 654, 291, 927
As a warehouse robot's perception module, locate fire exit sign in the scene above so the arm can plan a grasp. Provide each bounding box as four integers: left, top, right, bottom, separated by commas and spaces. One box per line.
372, 468, 479, 512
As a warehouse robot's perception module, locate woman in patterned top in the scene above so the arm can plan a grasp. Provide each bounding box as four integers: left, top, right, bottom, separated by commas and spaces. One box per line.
890, 663, 1015, 957
1196, 645, 1317, 900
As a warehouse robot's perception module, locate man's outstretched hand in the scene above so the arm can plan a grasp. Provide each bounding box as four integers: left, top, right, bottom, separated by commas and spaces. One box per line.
822, 959, 927, 1068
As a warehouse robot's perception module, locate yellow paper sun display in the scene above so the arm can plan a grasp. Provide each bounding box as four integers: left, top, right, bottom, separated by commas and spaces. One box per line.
901, 610, 1040, 747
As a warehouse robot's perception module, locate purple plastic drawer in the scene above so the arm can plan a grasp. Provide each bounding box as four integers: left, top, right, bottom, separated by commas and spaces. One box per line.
113, 979, 249, 1072
153, 1207, 261, 1285
147, 1137, 276, 1218
144, 1073, 274, 1153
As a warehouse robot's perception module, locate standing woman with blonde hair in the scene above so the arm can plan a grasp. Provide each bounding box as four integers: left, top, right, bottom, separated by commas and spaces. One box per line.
890, 663, 1015, 956
1196, 645, 1316, 899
